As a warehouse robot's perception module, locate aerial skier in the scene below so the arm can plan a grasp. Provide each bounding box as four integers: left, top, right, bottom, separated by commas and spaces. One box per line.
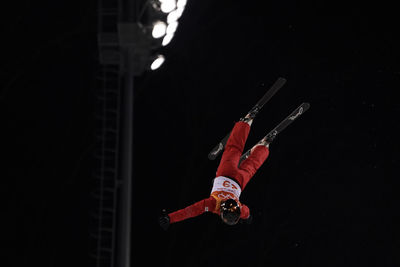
158, 78, 309, 230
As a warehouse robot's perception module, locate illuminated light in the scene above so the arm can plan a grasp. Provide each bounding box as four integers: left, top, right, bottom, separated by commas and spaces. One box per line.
162, 33, 174, 46
152, 21, 167, 38
150, 55, 165, 70
176, 6, 184, 17
166, 21, 179, 35
167, 6, 184, 23
160, 0, 176, 13
167, 9, 179, 23
177, 0, 187, 8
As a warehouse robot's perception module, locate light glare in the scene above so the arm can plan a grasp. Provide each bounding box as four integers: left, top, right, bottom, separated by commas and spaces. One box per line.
160, 0, 176, 13
152, 21, 167, 38
177, 0, 187, 8
162, 33, 174, 46
167, 7, 184, 23
167, 10, 179, 23
166, 21, 179, 35
150, 55, 165, 70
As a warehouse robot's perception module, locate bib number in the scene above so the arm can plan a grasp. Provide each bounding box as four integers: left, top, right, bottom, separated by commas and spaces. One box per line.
223, 180, 238, 190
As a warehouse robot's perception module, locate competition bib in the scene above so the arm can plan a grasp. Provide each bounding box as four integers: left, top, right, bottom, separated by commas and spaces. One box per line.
210, 176, 242, 200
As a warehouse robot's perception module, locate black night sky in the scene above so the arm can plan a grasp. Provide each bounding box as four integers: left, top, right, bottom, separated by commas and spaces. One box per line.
3, 1, 400, 267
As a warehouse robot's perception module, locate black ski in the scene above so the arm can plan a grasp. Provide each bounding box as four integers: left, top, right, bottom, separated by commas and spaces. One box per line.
208, 77, 287, 160
239, 102, 310, 164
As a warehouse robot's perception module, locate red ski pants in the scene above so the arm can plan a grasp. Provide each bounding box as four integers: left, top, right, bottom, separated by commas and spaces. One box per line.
216, 121, 269, 190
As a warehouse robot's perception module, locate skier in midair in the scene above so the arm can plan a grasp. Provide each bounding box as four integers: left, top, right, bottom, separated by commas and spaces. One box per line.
159, 115, 270, 229
158, 78, 309, 230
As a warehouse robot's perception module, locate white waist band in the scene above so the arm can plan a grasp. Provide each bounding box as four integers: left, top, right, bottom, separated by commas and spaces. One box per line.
211, 176, 241, 199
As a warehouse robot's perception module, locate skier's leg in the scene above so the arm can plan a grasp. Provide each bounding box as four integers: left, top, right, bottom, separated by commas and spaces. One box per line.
216, 120, 252, 180
237, 141, 269, 189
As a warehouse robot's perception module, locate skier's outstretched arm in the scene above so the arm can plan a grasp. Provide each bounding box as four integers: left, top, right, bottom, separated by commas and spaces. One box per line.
159, 197, 216, 230
169, 197, 216, 223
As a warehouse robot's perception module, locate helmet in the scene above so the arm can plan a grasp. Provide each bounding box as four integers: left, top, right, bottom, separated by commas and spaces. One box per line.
220, 199, 241, 225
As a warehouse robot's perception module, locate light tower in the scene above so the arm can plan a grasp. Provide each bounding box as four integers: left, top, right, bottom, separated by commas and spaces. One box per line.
91, 1, 188, 267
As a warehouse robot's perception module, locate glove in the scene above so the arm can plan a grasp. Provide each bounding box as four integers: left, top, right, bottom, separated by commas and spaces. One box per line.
239, 214, 253, 224
159, 209, 170, 231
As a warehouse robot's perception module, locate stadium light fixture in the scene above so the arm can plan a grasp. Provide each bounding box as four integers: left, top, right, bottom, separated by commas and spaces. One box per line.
162, 33, 174, 46
160, 0, 176, 13
176, 0, 187, 8
166, 21, 179, 35
167, 8, 182, 23
150, 54, 165, 70
152, 21, 167, 38
137, 0, 189, 71
167, 0, 186, 22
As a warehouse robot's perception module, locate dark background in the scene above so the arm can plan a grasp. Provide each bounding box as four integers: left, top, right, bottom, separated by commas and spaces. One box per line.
3, 1, 400, 267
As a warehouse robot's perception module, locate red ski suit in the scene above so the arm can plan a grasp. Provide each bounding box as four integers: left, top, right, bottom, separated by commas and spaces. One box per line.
168, 121, 269, 223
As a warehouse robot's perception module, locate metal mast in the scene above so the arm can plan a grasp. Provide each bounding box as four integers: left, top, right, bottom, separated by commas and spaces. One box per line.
91, 0, 140, 266
91, 0, 187, 266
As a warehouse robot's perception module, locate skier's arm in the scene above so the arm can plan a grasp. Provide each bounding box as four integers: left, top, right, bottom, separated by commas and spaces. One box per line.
168, 197, 216, 224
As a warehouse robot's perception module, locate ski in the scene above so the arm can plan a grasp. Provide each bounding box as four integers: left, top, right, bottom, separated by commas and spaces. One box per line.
208, 77, 287, 160
239, 102, 310, 164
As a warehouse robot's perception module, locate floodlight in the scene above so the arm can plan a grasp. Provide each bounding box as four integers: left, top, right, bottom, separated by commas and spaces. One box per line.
167, 9, 179, 23
167, 7, 184, 23
162, 33, 174, 46
152, 21, 167, 38
150, 55, 165, 70
166, 21, 179, 35
160, 0, 176, 13
177, 0, 187, 8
